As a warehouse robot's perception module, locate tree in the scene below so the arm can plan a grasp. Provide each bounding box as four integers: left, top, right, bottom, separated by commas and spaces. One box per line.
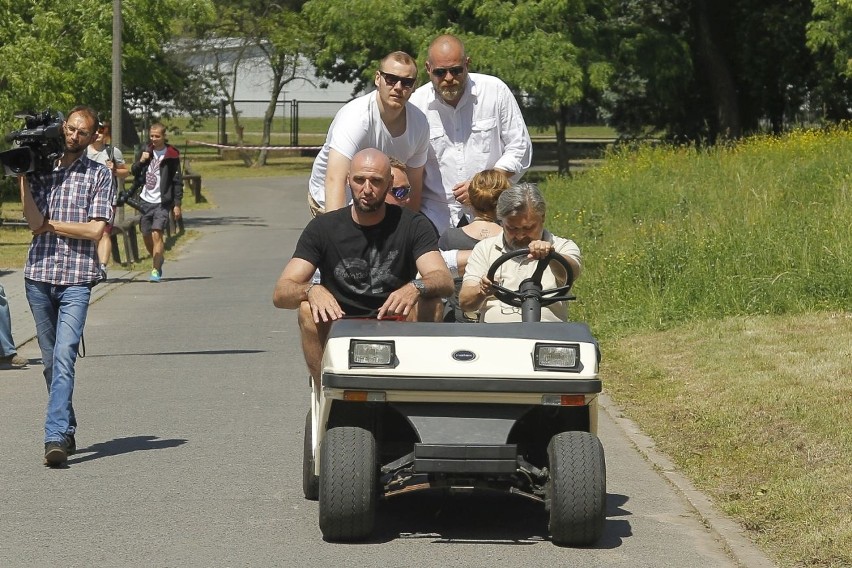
0, 0, 216, 142
184, 0, 315, 167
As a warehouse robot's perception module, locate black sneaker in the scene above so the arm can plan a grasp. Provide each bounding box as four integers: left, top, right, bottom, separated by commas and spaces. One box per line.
44, 441, 68, 466
65, 433, 76, 456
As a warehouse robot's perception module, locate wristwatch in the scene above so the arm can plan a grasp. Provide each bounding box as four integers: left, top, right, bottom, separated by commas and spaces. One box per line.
411, 279, 426, 296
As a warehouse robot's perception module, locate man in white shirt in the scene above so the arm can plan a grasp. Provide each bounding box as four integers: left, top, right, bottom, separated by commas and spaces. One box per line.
459, 183, 581, 323
307, 51, 429, 216
87, 122, 129, 281
409, 34, 533, 235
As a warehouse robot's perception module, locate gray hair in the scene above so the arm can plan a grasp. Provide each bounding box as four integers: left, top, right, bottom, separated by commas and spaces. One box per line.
496, 182, 546, 221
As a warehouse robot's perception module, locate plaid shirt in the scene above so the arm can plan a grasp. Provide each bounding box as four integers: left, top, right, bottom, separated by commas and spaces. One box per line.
25, 155, 114, 285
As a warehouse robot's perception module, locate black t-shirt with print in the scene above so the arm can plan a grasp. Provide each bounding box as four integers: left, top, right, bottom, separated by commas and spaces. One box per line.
293, 205, 439, 316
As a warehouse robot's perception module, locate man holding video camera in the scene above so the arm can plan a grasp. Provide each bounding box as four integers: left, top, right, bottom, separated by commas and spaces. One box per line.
130, 123, 182, 283
18, 105, 114, 466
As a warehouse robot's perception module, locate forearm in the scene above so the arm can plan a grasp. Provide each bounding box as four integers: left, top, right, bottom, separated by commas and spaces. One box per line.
43, 219, 107, 241
419, 268, 454, 298
19, 177, 45, 230
273, 278, 313, 309
458, 283, 487, 312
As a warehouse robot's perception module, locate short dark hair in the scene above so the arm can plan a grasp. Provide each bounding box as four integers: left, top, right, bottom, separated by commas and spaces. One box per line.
67, 105, 100, 131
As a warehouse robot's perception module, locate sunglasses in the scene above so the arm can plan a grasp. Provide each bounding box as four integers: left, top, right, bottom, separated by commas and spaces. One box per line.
391, 185, 411, 200
378, 70, 416, 89
430, 65, 465, 79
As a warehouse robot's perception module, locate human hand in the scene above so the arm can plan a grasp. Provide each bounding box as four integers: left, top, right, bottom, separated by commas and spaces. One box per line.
140, 151, 151, 162
306, 285, 345, 323
526, 240, 554, 259
452, 180, 471, 205
479, 275, 495, 297
173, 205, 182, 220
377, 283, 420, 319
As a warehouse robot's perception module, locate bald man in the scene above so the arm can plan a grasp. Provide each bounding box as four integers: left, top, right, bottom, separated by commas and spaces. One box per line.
409, 34, 533, 235
273, 148, 453, 386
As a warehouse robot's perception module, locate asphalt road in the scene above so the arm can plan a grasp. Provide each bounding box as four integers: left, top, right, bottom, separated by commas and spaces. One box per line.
0, 176, 775, 567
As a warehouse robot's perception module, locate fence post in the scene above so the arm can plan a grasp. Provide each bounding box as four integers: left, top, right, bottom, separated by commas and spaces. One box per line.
218, 99, 228, 152
290, 99, 299, 147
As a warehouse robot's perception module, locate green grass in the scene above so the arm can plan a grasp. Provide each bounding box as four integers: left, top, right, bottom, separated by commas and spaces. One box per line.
541, 124, 852, 567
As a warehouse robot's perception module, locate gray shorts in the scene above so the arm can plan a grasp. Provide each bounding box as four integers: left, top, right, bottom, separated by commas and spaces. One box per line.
139, 201, 170, 235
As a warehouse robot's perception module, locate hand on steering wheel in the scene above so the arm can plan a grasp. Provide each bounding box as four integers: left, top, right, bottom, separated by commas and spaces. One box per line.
485, 248, 575, 308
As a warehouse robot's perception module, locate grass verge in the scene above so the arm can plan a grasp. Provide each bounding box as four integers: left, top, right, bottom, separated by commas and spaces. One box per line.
542, 124, 851, 567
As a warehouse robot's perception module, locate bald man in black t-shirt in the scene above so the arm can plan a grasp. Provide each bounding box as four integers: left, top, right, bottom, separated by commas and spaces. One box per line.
273, 149, 453, 387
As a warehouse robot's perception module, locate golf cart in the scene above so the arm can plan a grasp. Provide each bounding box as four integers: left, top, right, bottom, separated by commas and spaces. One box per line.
303, 249, 605, 545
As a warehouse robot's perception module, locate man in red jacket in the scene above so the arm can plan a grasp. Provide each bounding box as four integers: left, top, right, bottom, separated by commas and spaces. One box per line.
131, 123, 183, 282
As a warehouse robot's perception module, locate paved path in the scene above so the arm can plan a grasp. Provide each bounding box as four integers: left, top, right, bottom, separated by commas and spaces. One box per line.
0, 177, 775, 567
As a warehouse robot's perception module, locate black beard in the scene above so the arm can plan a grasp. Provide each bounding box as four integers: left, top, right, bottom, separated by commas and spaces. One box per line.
353, 199, 384, 213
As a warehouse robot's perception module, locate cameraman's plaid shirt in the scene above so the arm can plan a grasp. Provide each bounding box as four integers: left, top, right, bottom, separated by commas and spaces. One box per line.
24, 155, 114, 285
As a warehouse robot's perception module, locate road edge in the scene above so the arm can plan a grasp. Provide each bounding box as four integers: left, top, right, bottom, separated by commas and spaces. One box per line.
599, 393, 778, 568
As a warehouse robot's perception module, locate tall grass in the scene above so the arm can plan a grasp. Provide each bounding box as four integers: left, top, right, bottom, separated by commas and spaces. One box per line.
544, 125, 852, 337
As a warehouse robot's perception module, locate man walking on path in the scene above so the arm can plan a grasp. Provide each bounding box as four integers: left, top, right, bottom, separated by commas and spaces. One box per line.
409, 34, 532, 234
131, 123, 182, 282
18, 105, 114, 466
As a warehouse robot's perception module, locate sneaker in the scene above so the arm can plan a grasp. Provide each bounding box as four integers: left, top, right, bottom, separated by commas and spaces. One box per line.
44, 441, 68, 466
149, 269, 161, 283
65, 433, 76, 456
0, 354, 28, 369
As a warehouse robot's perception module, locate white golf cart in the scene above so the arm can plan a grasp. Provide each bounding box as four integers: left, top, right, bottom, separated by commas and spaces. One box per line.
303, 249, 605, 545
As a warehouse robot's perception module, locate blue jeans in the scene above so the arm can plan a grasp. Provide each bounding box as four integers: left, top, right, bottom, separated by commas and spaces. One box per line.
0, 282, 17, 357
25, 279, 91, 443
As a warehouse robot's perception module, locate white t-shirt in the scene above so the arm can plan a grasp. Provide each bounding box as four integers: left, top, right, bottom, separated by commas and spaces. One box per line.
307, 91, 430, 209
462, 231, 581, 322
409, 73, 533, 234
141, 148, 167, 204
86, 145, 125, 170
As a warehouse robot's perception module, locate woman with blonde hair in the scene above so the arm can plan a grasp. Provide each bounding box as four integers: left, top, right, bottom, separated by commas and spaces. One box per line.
438, 169, 510, 321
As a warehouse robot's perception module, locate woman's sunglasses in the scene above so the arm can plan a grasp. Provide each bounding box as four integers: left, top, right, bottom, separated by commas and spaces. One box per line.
391, 185, 411, 200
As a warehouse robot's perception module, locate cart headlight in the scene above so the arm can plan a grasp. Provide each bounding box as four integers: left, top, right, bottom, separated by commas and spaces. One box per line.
534, 343, 580, 372
349, 340, 395, 367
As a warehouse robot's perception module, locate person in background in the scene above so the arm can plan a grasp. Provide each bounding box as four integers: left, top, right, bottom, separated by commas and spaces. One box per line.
0, 282, 28, 369
459, 183, 581, 323
131, 123, 182, 282
409, 34, 532, 234
19, 105, 114, 465
438, 169, 509, 321
87, 121, 129, 282
307, 51, 429, 216
274, 149, 452, 388
386, 157, 412, 208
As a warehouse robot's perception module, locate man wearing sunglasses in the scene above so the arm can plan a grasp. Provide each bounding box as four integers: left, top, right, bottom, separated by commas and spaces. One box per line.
409, 35, 532, 236
307, 51, 429, 216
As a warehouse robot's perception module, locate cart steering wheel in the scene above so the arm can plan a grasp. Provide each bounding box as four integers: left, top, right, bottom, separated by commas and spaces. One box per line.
485, 248, 575, 321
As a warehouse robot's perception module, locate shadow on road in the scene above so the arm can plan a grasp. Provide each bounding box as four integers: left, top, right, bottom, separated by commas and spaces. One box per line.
69, 435, 188, 465
81, 349, 265, 358
362, 490, 633, 548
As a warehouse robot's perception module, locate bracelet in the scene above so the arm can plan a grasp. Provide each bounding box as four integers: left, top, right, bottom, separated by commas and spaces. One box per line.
305, 282, 317, 297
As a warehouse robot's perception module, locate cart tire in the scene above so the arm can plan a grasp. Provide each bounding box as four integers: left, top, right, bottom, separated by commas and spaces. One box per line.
547, 431, 606, 546
318, 426, 377, 541
302, 411, 319, 500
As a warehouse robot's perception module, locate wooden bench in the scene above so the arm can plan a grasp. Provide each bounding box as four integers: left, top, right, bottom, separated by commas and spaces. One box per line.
183, 174, 203, 202
110, 213, 141, 265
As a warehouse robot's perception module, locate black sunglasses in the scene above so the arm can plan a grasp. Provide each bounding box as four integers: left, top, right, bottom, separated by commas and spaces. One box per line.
430, 65, 465, 79
378, 70, 416, 89
391, 185, 411, 200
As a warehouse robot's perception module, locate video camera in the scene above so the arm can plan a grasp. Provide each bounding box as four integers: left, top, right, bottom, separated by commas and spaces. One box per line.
115, 172, 145, 212
0, 110, 66, 176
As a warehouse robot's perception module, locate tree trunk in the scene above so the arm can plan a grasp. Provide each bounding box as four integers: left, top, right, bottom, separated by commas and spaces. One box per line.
692, 0, 741, 140
555, 104, 570, 176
